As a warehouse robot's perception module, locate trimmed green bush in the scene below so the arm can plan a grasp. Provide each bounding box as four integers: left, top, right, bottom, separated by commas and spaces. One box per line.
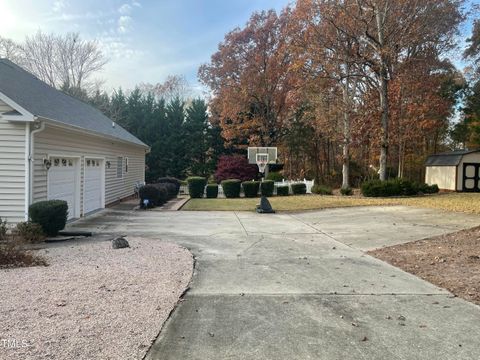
242, 181, 260, 198
417, 182, 439, 194
156, 177, 181, 196
291, 183, 307, 195
206, 184, 219, 198
311, 184, 332, 195
260, 180, 275, 197
153, 183, 176, 199
361, 179, 398, 197
276, 185, 289, 196
29, 200, 68, 237
222, 179, 241, 198
266, 172, 283, 182
340, 186, 353, 196
16, 222, 45, 243
139, 184, 164, 208
361, 178, 433, 197
398, 179, 417, 196
187, 177, 207, 198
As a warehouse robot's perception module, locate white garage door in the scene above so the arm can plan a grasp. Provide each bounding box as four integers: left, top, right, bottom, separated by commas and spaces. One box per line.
48, 157, 77, 220
84, 159, 103, 214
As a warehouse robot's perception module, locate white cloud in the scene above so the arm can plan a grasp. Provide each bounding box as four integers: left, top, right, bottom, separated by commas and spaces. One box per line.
118, 3, 132, 15
132, 1, 141, 8
117, 15, 132, 34
52, 0, 67, 13
47, 11, 109, 22
98, 35, 144, 63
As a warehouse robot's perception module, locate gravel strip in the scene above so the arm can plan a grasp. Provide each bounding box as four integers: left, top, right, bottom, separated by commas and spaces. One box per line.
0, 238, 193, 360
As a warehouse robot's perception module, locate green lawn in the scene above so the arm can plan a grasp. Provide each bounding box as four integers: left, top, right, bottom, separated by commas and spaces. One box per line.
182, 193, 480, 214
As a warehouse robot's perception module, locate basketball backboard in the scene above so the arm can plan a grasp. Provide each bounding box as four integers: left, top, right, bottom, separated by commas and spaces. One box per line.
247, 147, 277, 164
248, 147, 278, 175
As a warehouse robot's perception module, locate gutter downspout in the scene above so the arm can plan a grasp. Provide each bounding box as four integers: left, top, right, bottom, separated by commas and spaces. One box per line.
28, 120, 45, 213
24, 122, 30, 221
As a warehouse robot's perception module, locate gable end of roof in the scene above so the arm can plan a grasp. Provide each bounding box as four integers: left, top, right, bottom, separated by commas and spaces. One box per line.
0, 58, 148, 148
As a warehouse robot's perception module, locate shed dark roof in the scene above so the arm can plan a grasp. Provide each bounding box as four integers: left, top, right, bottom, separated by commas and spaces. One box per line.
425, 149, 480, 166
0, 59, 148, 148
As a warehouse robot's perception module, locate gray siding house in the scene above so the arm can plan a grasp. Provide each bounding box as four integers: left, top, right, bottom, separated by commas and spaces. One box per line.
0, 59, 149, 223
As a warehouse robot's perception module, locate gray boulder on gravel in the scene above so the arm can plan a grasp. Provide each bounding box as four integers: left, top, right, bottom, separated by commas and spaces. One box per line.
112, 237, 130, 249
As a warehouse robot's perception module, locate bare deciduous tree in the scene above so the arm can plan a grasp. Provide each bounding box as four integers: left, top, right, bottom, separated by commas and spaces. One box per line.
138, 75, 191, 101
1, 31, 107, 93
0, 36, 23, 64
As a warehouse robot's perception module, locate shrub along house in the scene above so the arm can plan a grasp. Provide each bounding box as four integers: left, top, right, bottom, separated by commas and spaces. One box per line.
425, 149, 480, 192
0, 59, 149, 223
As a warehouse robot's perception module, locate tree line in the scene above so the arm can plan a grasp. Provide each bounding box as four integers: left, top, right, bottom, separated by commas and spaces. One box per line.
89, 89, 225, 181
2, 3, 479, 187
0, 32, 226, 182
199, 0, 479, 187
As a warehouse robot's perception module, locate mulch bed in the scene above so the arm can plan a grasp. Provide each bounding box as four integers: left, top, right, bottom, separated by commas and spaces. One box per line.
369, 226, 480, 305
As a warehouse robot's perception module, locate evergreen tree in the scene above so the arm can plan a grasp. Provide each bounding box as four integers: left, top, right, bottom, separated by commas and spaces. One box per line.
89, 89, 111, 115
164, 97, 187, 178
109, 89, 128, 126
67, 87, 226, 181
184, 99, 209, 176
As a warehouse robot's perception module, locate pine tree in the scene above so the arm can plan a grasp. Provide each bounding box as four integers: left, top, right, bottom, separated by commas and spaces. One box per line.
184, 99, 209, 176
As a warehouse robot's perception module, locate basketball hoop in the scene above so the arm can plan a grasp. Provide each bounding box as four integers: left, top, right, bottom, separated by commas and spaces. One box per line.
256, 154, 269, 173
248, 147, 277, 176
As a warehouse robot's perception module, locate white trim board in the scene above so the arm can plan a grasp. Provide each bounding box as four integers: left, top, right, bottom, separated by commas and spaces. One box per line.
0, 91, 35, 122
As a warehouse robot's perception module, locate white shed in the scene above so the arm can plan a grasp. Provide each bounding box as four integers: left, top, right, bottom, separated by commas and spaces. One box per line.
425, 149, 480, 192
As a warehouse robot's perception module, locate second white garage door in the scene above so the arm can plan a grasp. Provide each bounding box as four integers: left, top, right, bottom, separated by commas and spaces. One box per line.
84, 159, 104, 214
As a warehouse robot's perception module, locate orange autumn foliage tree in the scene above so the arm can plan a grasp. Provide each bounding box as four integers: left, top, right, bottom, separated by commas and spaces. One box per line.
198, 9, 301, 148
389, 59, 462, 180
293, 0, 464, 180
199, 1, 467, 185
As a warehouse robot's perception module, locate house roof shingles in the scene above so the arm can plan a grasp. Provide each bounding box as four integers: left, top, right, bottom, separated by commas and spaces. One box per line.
0, 59, 148, 148
425, 149, 480, 166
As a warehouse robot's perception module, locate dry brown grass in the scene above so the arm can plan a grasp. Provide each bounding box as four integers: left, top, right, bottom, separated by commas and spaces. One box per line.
182, 192, 480, 214
0, 237, 48, 269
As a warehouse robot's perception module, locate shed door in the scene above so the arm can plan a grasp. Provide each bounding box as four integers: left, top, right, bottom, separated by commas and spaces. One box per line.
84, 159, 103, 214
48, 157, 77, 219
463, 163, 480, 192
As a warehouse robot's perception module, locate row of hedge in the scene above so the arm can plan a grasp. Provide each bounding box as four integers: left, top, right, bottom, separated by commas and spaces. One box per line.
361, 179, 439, 197
139, 178, 180, 208
187, 177, 308, 198
16, 177, 184, 238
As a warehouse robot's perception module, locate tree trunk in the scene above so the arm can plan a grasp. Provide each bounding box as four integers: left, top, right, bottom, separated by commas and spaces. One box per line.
341, 82, 351, 188
376, 7, 389, 181
398, 140, 405, 179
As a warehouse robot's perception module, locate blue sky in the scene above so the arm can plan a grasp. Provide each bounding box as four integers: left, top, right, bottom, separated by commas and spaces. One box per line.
0, 0, 291, 93
0, 0, 477, 94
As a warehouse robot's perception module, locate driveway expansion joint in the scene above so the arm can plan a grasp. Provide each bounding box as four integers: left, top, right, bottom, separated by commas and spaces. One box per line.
185, 293, 451, 298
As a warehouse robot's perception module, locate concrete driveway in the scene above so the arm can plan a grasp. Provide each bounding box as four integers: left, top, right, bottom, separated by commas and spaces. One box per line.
69, 205, 480, 360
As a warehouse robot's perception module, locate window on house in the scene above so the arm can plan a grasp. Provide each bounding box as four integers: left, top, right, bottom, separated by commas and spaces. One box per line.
116, 157, 123, 179
125, 157, 129, 173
